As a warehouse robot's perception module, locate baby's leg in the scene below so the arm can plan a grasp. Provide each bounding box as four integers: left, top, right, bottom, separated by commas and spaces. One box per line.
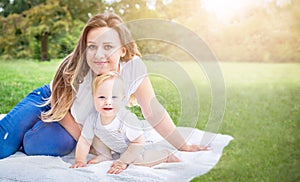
88, 137, 112, 164
133, 149, 180, 167
88, 154, 111, 164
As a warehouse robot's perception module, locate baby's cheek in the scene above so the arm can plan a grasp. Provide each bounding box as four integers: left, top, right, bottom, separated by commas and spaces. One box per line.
115, 100, 126, 108
95, 103, 103, 112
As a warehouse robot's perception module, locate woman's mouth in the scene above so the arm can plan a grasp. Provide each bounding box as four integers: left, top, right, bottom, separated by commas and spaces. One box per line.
95, 61, 108, 65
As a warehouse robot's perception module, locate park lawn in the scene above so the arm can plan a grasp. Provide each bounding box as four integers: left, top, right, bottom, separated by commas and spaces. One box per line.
192, 62, 300, 182
0, 59, 299, 182
0, 59, 60, 113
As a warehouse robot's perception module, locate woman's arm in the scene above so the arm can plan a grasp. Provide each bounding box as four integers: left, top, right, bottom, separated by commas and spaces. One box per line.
59, 111, 81, 141
134, 77, 209, 152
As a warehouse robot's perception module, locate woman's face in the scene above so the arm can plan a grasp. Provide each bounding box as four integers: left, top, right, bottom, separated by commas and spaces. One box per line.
86, 27, 126, 75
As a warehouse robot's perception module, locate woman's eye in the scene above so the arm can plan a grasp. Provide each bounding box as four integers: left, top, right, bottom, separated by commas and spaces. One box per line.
104, 45, 113, 50
88, 45, 97, 50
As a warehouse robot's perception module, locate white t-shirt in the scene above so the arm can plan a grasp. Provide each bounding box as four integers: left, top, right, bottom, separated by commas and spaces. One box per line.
68, 56, 147, 125
81, 108, 144, 154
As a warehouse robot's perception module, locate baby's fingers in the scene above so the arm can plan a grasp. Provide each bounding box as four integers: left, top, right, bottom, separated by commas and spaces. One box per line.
107, 166, 124, 174
70, 163, 86, 168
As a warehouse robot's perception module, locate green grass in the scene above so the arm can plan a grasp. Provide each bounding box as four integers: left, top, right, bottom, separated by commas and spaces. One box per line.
0, 59, 61, 113
193, 63, 300, 182
0, 60, 299, 181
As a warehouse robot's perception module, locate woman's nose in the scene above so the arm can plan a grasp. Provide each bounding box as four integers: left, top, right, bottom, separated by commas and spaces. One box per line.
95, 48, 105, 59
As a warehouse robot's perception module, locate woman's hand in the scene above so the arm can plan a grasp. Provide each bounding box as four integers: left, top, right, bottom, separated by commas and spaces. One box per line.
107, 160, 128, 174
179, 144, 210, 152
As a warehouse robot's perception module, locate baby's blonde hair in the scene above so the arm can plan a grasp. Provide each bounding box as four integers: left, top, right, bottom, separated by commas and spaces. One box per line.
93, 72, 138, 107
92, 71, 125, 96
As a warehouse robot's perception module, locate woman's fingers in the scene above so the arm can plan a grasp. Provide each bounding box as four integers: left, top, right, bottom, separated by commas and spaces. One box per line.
180, 144, 211, 152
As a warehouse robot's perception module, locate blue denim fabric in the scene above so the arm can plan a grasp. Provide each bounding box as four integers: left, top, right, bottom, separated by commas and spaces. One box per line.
0, 84, 76, 159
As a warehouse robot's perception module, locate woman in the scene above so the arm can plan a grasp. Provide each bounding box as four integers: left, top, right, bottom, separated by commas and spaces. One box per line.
0, 12, 208, 159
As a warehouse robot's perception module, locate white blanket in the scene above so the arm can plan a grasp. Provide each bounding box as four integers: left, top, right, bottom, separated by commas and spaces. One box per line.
0, 114, 233, 182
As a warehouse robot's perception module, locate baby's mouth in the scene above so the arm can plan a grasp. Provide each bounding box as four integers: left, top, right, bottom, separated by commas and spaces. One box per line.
103, 108, 113, 111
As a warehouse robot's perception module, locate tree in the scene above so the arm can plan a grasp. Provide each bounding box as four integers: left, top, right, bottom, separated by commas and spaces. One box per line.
0, 13, 26, 59
58, 0, 106, 22
103, 0, 159, 21
0, 0, 108, 60
21, 0, 73, 61
0, 0, 45, 17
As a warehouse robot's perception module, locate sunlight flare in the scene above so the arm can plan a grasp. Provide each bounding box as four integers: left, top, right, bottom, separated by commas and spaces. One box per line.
200, 0, 291, 23
201, 0, 255, 22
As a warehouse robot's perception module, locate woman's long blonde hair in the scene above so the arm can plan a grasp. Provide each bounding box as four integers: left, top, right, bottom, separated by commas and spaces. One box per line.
42, 12, 141, 122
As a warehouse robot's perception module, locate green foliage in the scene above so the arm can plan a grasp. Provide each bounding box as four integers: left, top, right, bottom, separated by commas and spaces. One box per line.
0, 0, 87, 61
0, 0, 299, 62
22, 1, 75, 60
0, 14, 27, 59
48, 19, 85, 59
156, 0, 201, 20
0, 0, 46, 17
106, 0, 159, 20
59, 0, 106, 21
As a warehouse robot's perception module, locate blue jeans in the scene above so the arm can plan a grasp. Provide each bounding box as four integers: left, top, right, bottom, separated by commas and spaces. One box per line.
0, 84, 76, 159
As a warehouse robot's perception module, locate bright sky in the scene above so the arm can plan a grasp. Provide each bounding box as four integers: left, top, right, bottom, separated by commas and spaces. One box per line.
200, 0, 291, 22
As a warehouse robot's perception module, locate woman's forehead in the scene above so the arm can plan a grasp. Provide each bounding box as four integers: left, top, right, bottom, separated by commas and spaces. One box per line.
87, 27, 120, 44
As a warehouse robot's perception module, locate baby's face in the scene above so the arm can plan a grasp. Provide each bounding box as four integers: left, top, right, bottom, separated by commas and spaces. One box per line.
93, 78, 124, 120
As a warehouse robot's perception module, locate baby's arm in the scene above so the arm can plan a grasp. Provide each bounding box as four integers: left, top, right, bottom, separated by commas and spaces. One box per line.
70, 135, 91, 168
107, 135, 144, 174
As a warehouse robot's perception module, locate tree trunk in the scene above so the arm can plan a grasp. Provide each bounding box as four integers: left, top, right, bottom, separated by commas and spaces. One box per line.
40, 33, 50, 61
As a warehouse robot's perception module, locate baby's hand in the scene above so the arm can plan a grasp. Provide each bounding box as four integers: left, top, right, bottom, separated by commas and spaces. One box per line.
70, 161, 86, 168
107, 160, 128, 174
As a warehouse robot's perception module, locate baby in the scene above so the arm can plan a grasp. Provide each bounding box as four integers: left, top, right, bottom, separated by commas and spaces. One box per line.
70, 71, 180, 174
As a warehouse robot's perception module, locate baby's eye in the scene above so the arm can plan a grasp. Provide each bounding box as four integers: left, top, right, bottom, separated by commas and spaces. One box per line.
88, 45, 97, 50
112, 96, 118, 99
99, 96, 106, 100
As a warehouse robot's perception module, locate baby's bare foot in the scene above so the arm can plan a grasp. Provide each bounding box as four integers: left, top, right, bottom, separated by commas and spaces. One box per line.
163, 150, 181, 163
166, 153, 181, 162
